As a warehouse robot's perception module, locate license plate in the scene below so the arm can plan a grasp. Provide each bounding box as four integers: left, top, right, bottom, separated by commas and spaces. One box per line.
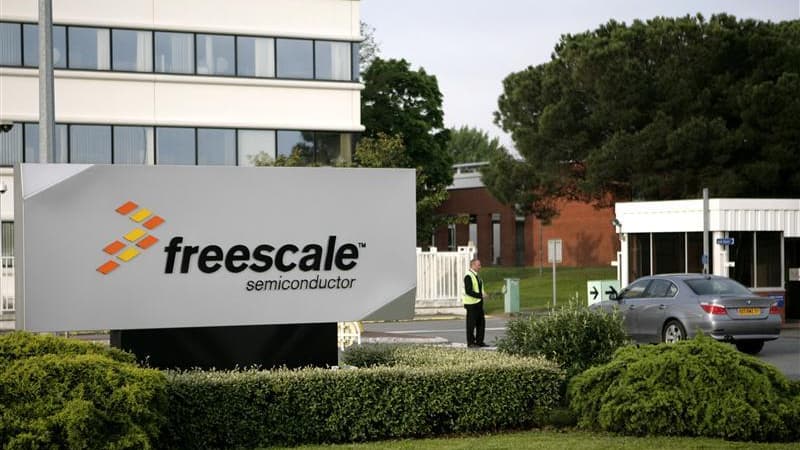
738, 307, 761, 316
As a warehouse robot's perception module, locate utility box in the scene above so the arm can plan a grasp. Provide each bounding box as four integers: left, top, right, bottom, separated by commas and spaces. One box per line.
504, 278, 520, 313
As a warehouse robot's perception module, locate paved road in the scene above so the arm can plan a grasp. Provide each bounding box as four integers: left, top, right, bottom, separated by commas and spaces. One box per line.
364, 316, 800, 380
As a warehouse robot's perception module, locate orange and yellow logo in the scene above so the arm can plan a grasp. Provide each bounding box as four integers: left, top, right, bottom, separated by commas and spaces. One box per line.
96, 201, 165, 275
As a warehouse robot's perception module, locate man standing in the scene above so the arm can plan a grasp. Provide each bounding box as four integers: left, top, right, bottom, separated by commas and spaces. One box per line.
463, 258, 486, 347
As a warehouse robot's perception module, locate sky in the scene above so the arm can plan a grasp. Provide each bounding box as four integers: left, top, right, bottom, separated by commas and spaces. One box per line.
360, 0, 800, 153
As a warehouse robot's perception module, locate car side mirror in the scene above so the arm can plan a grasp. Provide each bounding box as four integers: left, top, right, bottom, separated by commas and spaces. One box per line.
609, 292, 618, 301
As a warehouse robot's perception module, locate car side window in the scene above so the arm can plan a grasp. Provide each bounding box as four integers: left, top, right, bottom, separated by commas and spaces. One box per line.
621, 279, 650, 299
645, 279, 676, 298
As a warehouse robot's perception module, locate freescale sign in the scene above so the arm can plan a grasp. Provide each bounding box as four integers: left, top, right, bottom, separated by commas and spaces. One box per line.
16, 164, 417, 332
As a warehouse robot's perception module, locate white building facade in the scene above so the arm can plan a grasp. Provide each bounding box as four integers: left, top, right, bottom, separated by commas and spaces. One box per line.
615, 198, 800, 319
0, 0, 363, 314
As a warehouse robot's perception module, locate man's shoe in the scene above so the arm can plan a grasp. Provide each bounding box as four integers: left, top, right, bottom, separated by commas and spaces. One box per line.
467, 343, 478, 348
477, 342, 488, 347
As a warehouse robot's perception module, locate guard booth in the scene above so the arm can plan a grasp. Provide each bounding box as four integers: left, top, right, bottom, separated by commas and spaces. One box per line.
614, 199, 800, 321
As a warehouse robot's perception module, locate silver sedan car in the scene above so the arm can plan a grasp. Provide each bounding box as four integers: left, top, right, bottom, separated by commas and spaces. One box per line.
592, 274, 782, 354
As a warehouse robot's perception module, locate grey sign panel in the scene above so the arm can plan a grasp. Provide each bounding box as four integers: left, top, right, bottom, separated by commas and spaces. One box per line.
16, 164, 416, 331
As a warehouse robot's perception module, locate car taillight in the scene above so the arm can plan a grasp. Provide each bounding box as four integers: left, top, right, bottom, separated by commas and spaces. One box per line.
700, 302, 727, 315
769, 302, 781, 315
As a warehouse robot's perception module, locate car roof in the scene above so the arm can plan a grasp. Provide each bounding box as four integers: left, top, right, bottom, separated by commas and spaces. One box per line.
639, 273, 726, 282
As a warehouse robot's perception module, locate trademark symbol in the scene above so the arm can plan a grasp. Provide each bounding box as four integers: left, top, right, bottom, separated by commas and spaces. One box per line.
358, 242, 367, 248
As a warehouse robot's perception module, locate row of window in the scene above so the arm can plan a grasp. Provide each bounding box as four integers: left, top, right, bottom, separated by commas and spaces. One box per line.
0, 22, 360, 81
0, 123, 354, 166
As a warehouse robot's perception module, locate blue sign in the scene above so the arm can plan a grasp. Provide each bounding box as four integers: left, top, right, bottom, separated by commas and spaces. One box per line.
716, 237, 735, 246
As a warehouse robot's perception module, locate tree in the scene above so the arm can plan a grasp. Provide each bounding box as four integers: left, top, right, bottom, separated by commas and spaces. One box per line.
489, 14, 800, 216
358, 21, 380, 75
361, 58, 453, 243
446, 125, 505, 164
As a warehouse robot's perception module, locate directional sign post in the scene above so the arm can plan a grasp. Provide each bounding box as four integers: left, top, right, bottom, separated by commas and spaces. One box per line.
587, 279, 621, 305
548, 239, 562, 307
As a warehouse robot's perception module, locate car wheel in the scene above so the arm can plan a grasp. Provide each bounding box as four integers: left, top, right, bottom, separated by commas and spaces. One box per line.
735, 340, 765, 355
662, 320, 686, 344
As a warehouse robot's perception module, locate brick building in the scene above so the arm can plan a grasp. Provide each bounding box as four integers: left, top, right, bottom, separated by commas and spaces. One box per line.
432, 163, 618, 268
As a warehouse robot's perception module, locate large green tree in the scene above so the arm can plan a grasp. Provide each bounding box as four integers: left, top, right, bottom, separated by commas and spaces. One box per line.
446, 125, 505, 164
360, 58, 453, 243
488, 14, 800, 215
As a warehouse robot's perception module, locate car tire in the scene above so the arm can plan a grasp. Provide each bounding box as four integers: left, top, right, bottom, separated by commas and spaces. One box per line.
662, 320, 686, 344
735, 340, 765, 355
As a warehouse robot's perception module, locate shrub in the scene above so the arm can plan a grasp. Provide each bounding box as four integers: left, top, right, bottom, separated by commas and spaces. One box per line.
497, 301, 629, 378
340, 342, 399, 367
568, 334, 800, 442
162, 346, 565, 448
0, 332, 168, 449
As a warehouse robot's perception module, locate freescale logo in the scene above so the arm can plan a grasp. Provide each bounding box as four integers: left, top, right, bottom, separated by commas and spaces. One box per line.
96, 200, 165, 275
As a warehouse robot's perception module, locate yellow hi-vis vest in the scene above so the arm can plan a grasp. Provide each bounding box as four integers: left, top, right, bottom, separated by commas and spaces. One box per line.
463, 271, 484, 305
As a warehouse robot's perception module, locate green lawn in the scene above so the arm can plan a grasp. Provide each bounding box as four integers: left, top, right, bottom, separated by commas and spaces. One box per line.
280, 430, 798, 449
479, 266, 616, 315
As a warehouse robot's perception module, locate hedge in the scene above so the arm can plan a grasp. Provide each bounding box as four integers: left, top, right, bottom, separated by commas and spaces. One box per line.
162, 346, 565, 448
0, 332, 168, 449
568, 334, 800, 442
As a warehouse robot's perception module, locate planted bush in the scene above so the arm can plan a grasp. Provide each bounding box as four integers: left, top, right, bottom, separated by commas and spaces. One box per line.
0, 332, 168, 449
497, 301, 629, 377
162, 346, 565, 448
568, 334, 800, 442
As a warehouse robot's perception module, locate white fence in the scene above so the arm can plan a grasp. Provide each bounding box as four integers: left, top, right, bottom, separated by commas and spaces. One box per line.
415, 246, 475, 315
1, 256, 14, 314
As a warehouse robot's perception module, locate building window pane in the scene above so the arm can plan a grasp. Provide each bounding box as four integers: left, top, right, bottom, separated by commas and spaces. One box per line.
156, 127, 195, 165
628, 233, 651, 281
0, 22, 21, 66
155, 32, 194, 74
114, 126, 152, 164
276, 38, 312, 79
68, 27, 110, 70
238, 129, 275, 166
112, 29, 152, 72
314, 41, 350, 81
686, 232, 704, 273
23, 24, 67, 68
196, 34, 234, 76
316, 132, 351, 165
197, 128, 235, 165
69, 125, 111, 163
756, 231, 781, 287
277, 130, 314, 164
1, 222, 13, 269
24, 123, 68, 163
653, 232, 684, 274
0, 123, 23, 165
729, 231, 754, 287
351, 42, 359, 81
237, 36, 274, 77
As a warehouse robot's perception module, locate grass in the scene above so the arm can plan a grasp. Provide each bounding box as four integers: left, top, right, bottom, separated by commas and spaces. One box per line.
479, 266, 616, 315
278, 430, 799, 449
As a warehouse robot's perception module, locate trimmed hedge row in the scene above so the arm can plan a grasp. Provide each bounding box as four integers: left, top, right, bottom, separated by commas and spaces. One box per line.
0, 332, 168, 449
162, 346, 565, 449
568, 334, 800, 442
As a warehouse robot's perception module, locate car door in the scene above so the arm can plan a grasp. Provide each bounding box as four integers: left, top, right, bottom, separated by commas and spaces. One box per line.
618, 278, 651, 341
636, 279, 678, 343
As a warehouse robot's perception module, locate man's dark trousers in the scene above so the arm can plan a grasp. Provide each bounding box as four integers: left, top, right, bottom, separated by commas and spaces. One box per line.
465, 301, 485, 346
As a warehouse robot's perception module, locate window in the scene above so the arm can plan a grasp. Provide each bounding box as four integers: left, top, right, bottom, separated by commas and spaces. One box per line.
276, 38, 313, 79
24, 123, 68, 163
645, 279, 677, 298
1, 222, 13, 267
729, 232, 754, 287
685, 277, 752, 296
155, 32, 194, 74
628, 233, 651, 281
0, 123, 23, 166
491, 213, 501, 265
196, 34, 234, 76
653, 232, 684, 274
351, 42, 360, 81
756, 231, 781, 287
68, 27, 110, 70
23, 24, 67, 68
156, 128, 195, 165
315, 41, 350, 80
112, 29, 152, 72
621, 279, 651, 299
114, 126, 152, 164
197, 128, 236, 165
686, 232, 704, 273
277, 130, 314, 164
447, 224, 456, 251
69, 125, 111, 163
315, 132, 351, 165
0, 22, 21, 66
238, 129, 275, 166
237, 36, 274, 77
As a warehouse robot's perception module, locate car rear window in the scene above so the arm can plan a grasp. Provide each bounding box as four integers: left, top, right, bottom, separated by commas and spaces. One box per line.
684, 278, 753, 296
